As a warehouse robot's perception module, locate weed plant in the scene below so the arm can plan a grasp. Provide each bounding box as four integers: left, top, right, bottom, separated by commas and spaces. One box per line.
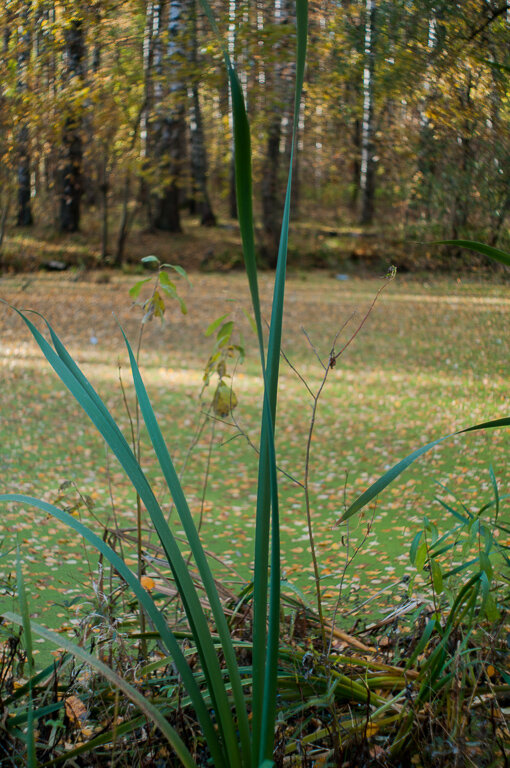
1, 3, 510, 767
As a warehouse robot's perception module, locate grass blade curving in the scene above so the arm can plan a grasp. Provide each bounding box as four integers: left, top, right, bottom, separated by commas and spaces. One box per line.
1, 494, 226, 767
16, 548, 37, 768
2, 612, 197, 768
119, 325, 251, 762
437, 240, 510, 267
5, 310, 243, 767
340, 416, 510, 522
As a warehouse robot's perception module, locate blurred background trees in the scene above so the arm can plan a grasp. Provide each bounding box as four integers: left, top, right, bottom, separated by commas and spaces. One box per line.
0, 0, 509, 266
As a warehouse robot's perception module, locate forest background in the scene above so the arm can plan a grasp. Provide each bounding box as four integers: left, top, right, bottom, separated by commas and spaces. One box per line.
1, 0, 510, 274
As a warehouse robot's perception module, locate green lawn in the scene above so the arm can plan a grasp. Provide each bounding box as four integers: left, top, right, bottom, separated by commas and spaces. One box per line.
0, 270, 508, 655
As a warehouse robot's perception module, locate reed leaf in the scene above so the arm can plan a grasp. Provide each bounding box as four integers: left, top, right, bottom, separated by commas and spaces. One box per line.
2, 613, 197, 768
437, 240, 510, 267
16, 549, 36, 768
0, 494, 226, 768
340, 416, 510, 522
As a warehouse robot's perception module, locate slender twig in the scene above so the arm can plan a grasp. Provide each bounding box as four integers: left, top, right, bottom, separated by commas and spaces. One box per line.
279, 345, 316, 398
301, 327, 327, 370
331, 276, 393, 365
467, 3, 510, 41
301, 271, 396, 655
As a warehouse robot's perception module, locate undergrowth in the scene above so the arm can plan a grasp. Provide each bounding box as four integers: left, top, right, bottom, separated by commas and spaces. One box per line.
1, 3, 509, 768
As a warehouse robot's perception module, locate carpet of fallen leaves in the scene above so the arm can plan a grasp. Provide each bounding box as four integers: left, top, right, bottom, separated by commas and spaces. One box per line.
0, 269, 508, 654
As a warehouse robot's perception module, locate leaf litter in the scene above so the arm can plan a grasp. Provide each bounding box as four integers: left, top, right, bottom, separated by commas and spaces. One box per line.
0, 271, 508, 653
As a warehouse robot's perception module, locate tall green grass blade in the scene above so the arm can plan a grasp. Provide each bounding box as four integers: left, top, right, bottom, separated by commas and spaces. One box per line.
1, 494, 227, 767
119, 325, 250, 763
437, 240, 510, 267
2, 613, 196, 768
4, 309, 240, 767
7, 701, 63, 728
16, 548, 37, 768
489, 464, 500, 521
257, 3, 308, 759
340, 416, 510, 521
197, 0, 264, 365
199, 0, 309, 762
4, 659, 70, 707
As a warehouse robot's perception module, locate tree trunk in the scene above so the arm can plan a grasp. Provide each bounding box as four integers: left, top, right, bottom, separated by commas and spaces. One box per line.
17, 134, 33, 226
261, 117, 281, 266
261, 0, 294, 266
16, 3, 33, 227
149, 0, 186, 233
139, 1, 157, 227
59, 18, 85, 233
0, 200, 9, 254
227, 0, 237, 220
100, 151, 108, 259
59, 114, 82, 232
359, 0, 376, 226
188, 0, 216, 226
189, 85, 216, 225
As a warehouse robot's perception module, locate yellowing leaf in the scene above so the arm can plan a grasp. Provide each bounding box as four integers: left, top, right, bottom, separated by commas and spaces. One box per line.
141, 575, 155, 591
65, 695, 87, 726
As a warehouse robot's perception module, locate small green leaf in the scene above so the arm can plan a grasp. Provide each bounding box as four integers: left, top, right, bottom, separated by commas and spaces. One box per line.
410, 531, 422, 565
217, 321, 234, 347
430, 560, 443, 595
129, 278, 151, 299
415, 539, 427, 572
178, 297, 187, 315
205, 313, 230, 337
159, 271, 176, 290
161, 263, 191, 284
480, 569, 490, 608
484, 592, 501, 622
160, 284, 187, 315
479, 551, 493, 580
141, 255, 160, 265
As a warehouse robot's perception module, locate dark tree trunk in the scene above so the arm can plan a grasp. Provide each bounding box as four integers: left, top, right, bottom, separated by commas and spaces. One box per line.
59, 18, 85, 233
450, 73, 474, 243
17, 136, 33, 226
350, 117, 361, 211
261, 118, 282, 266
450, 135, 472, 241
115, 173, 131, 266
100, 153, 108, 259
260, 0, 295, 266
147, 0, 186, 233
16, 3, 33, 227
189, 85, 216, 226
151, 113, 184, 233
0, 201, 9, 253
188, 0, 216, 226
59, 116, 82, 232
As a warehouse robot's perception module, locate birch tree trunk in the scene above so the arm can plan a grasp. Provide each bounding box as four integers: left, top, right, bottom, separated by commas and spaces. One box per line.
151, 0, 186, 233
359, 0, 376, 226
227, 0, 237, 219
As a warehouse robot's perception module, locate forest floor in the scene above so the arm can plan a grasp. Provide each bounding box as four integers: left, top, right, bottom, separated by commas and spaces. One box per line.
2, 210, 508, 275
0, 268, 508, 658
